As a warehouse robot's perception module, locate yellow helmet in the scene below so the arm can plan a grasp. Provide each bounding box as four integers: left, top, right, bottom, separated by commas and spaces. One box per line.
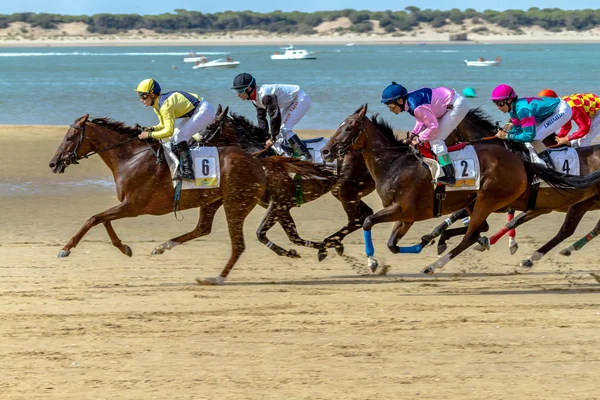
135, 78, 161, 95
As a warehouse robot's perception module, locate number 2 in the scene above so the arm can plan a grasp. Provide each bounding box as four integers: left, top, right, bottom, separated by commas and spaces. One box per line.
460, 160, 469, 177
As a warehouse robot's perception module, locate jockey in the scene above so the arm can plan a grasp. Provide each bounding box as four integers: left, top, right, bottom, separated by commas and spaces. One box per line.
381, 82, 470, 185
231, 72, 312, 161
537, 89, 600, 149
492, 84, 572, 170
135, 78, 215, 180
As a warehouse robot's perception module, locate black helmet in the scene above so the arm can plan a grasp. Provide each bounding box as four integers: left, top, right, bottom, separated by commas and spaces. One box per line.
232, 72, 255, 92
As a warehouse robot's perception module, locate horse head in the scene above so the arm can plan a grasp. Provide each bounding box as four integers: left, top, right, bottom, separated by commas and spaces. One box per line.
49, 114, 92, 173
197, 104, 233, 146
322, 104, 368, 162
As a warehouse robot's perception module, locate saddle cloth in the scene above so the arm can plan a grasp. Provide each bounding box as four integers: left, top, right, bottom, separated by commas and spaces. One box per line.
272, 136, 336, 168
521, 143, 580, 188
162, 143, 221, 189
423, 144, 481, 191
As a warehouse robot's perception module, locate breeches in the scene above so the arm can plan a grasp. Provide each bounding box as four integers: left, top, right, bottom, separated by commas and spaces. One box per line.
279, 90, 311, 140
172, 101, 216, 143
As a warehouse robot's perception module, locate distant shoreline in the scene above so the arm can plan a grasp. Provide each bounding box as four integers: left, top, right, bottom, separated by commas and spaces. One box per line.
3, 33, 600, 48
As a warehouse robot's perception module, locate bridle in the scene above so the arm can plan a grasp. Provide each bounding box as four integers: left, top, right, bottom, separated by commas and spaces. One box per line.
334, 116, 365, 158
59, 122, 139, 166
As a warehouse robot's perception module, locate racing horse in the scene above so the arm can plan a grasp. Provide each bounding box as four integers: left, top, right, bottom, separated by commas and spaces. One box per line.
49, 114, 327, 285
320, 105, 600, 274
428, 108, 600, 268
196, 105, 376, 259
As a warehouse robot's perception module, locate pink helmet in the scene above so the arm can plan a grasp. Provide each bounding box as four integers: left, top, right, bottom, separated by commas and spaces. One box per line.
491, 84, 517, 100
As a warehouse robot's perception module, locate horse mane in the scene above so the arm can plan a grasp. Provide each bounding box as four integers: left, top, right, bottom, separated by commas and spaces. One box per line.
90, 117, 140, 138
229, 112, 270, 144
370, 113, 405, 147
464, 107, 497, 132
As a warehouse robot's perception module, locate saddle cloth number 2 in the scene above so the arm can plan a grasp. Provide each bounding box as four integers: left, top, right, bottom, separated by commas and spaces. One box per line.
452, 158, 476, 187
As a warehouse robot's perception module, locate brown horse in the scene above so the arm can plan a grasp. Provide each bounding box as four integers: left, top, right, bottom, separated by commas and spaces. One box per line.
320, 105, 600, 275
48, 114, 322, 285
197, 105, 376, 259
428, 108, 600, 268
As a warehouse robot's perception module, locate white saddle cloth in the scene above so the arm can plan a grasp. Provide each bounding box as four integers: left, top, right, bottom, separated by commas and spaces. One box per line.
423, 145, 481, 191
162, 143, 221, 189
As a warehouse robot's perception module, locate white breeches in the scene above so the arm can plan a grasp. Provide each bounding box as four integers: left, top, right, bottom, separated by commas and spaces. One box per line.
532, 100, 572, 152
279, 90, 311, 140
429, 90, 469, 156
172, 101, 216, 143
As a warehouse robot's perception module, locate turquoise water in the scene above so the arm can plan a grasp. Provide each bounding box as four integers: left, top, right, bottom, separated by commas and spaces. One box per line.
2, 43, 600, 130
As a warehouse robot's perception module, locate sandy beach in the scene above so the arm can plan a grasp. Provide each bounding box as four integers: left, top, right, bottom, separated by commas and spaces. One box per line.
3, 19, 600, 47
1, 125, 600, 399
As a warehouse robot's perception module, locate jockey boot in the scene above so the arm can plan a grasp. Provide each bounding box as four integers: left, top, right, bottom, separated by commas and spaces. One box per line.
177, 141, 195, 180
437, 154, 456, 185
288, 134, 312, 161
538, 150, 555, 170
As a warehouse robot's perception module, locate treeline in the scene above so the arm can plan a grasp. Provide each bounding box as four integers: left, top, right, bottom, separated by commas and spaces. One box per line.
2, 7, 600, 35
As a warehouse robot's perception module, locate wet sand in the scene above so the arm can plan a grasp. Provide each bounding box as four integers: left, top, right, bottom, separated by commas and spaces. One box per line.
1, 125, 599, 399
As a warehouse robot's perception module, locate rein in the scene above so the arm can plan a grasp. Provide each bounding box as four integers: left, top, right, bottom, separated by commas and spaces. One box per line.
63, 122, 163, 166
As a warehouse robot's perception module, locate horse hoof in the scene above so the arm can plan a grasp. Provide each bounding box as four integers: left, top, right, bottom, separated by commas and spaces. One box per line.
509, 243, 519, 255
421, 234, 435, 246
475, 237, 490, 251
57, 249, 71, 258
287, 249, 301, 258
422, 266, 435, 275
317, 250, 328, 262
437, 244, 447, 255
124, 245, 133, 257
335, 244, 344, 256
559, 248, 572, 257
195, 276, 225, 285
367, 257, 378, 273
473, 243, 486, 252
151, 246, 165, 255
520, 259, 533, 268
426, 239, 436, 247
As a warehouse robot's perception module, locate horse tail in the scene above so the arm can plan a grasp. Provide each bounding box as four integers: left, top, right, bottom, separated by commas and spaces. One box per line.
524, 161, 600, 189
259, 157, 336, 183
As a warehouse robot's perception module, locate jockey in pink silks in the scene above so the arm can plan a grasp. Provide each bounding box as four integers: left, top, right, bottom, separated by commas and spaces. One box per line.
381, 82, 469, 185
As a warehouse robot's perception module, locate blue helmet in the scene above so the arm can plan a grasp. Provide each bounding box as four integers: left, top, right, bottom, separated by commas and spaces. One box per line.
381, 82, 408, 104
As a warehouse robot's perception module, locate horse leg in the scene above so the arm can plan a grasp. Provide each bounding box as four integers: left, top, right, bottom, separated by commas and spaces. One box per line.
363, 203, 412, 273
523, 198, 597, 266
488, 210, 547, 245
561, 216, 600, 256
325, 199, 374, 256
152, 199, 223, 255
422, 208, 470, 247
422, 196, 507, 274
507, 209, 518, 255
276, 210, 329, 262
196, 195, 257, 286
103, 221, 132, 257
254, 201, 301, 259
58, 202, 137, 257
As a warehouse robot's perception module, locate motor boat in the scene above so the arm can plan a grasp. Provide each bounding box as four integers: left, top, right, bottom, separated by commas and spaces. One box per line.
270, 45, 317, 60
464, 59, 501, 67
193, 59, 240, 69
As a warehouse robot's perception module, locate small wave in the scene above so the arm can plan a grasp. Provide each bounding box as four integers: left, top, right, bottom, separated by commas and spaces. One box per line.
0, 51, 228, 57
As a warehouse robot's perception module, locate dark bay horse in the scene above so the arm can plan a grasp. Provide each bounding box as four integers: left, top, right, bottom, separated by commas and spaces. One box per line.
197, 105, 376, 259
49, 114, 325, 285
320, 105, 600, 275
431, 108, 600, 268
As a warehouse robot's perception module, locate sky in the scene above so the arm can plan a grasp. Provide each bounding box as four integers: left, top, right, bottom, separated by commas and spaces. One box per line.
1, 0, 599, 15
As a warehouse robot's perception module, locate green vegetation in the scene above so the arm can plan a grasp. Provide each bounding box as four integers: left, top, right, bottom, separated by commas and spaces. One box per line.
1, 7, 600, 34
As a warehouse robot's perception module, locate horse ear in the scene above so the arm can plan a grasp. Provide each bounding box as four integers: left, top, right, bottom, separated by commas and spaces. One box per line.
358, 104, 368, 119
216, 104, 223, 114
82, 114, 89, 124
224, 106, 230, 116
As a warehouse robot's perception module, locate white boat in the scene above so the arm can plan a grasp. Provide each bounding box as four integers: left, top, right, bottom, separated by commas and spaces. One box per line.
270, 45, 317, 60
193, 59, 240, 69
464, 59, 501, 67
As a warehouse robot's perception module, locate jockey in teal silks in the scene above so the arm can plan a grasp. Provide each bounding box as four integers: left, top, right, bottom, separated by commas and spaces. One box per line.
491, 84, 572, 170
381, 82, 469, 185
